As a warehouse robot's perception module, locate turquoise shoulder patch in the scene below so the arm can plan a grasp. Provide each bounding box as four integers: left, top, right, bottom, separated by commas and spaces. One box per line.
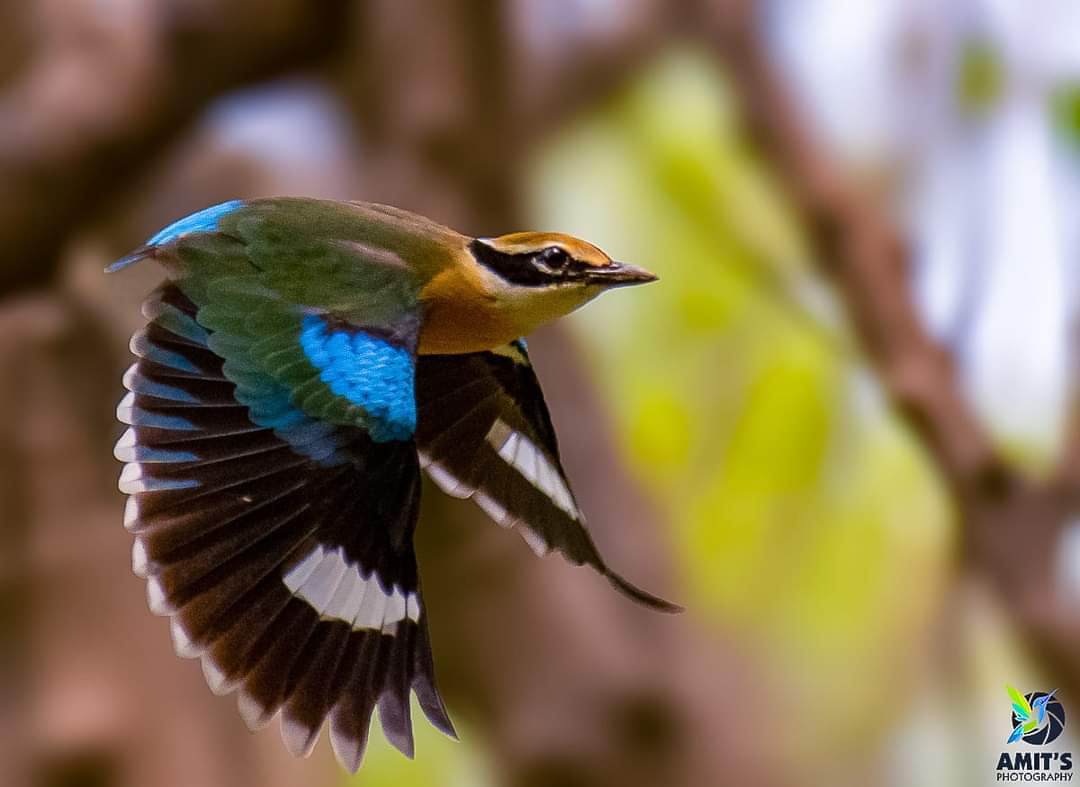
106, 199, 247, 272
299, 316, 416, 442
147, 200, 246, 246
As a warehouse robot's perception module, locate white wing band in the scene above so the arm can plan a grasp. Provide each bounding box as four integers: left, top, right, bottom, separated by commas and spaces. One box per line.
486, 419, 579, 520
283, 545, 420, 633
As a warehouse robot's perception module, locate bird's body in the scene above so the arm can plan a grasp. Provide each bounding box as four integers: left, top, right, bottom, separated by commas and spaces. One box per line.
109, 197, 671, 772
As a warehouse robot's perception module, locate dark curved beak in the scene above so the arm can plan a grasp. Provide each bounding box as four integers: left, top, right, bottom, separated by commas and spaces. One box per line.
586, 261, 659, 288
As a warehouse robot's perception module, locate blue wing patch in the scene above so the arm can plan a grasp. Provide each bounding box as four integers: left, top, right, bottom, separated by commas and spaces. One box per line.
147, 200, 246, 246
107, 200, 246, 272
299, 316, 416, 443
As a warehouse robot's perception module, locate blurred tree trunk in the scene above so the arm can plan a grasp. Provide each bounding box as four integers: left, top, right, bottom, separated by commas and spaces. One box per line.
0, 0, 349, 295
694, 0, 1080, 706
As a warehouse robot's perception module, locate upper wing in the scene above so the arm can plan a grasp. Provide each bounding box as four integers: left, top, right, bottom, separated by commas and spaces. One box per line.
415, 340, 679, 612
111, 202, 455, 770
158, 200, 423, 430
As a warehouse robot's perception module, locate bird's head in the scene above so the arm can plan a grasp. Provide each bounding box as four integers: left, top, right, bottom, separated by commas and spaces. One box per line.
467, 231, 657, 326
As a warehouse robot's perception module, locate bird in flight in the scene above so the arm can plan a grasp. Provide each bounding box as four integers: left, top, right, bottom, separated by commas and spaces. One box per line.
108, 198, 677, 771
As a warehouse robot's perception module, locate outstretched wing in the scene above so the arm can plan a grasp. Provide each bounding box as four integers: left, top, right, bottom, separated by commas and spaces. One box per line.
415, 340, 679, 612
112, 201, 454, 771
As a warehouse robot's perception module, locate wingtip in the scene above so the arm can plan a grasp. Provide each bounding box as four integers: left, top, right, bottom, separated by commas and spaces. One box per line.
238, 691, 276, 731
416, 686, 458, 741
606, 572, 684, 614
377, 695, 416, 760
105, 246, 153, 273
280, 713, 322, 759
329, 720, 369, 774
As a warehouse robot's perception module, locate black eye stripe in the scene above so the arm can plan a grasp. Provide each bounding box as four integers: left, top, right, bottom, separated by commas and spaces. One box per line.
470, 240, 594, 287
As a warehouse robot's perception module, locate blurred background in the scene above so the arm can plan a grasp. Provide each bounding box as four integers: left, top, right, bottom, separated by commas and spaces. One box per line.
3, 1, 1080, 785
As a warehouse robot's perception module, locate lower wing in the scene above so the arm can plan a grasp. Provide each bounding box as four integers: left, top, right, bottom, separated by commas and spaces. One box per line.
415, 340, 680, 612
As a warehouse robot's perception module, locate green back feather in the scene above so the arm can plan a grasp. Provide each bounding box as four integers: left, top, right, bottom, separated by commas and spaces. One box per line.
166, 199, 431, 432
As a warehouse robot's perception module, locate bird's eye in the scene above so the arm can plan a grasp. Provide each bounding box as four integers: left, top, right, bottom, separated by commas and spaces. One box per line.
539, 246, 570, 269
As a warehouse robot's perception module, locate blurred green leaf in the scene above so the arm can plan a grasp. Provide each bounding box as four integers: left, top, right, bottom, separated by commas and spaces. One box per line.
957, 39, 1003, 113
343, 703, 490, 787
1052, 83, 1080, 151
529, 47, 950, 759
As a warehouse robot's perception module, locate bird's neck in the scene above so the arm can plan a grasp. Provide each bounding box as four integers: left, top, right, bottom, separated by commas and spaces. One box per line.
417, 253, 596, 354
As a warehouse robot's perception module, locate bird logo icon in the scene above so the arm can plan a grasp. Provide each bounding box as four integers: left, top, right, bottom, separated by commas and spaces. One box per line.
1007, 685, 1066, 745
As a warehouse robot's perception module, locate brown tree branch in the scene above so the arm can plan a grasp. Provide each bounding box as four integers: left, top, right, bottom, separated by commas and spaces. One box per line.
0, 0, 350, 297
511, 1, 682, 149
1055, 369, 1080, 502
695, 0, 1080, 698
697, 0, 1013, 499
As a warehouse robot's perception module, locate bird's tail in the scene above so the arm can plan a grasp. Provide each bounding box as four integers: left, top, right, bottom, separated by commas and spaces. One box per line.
115, 284, 454, 771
